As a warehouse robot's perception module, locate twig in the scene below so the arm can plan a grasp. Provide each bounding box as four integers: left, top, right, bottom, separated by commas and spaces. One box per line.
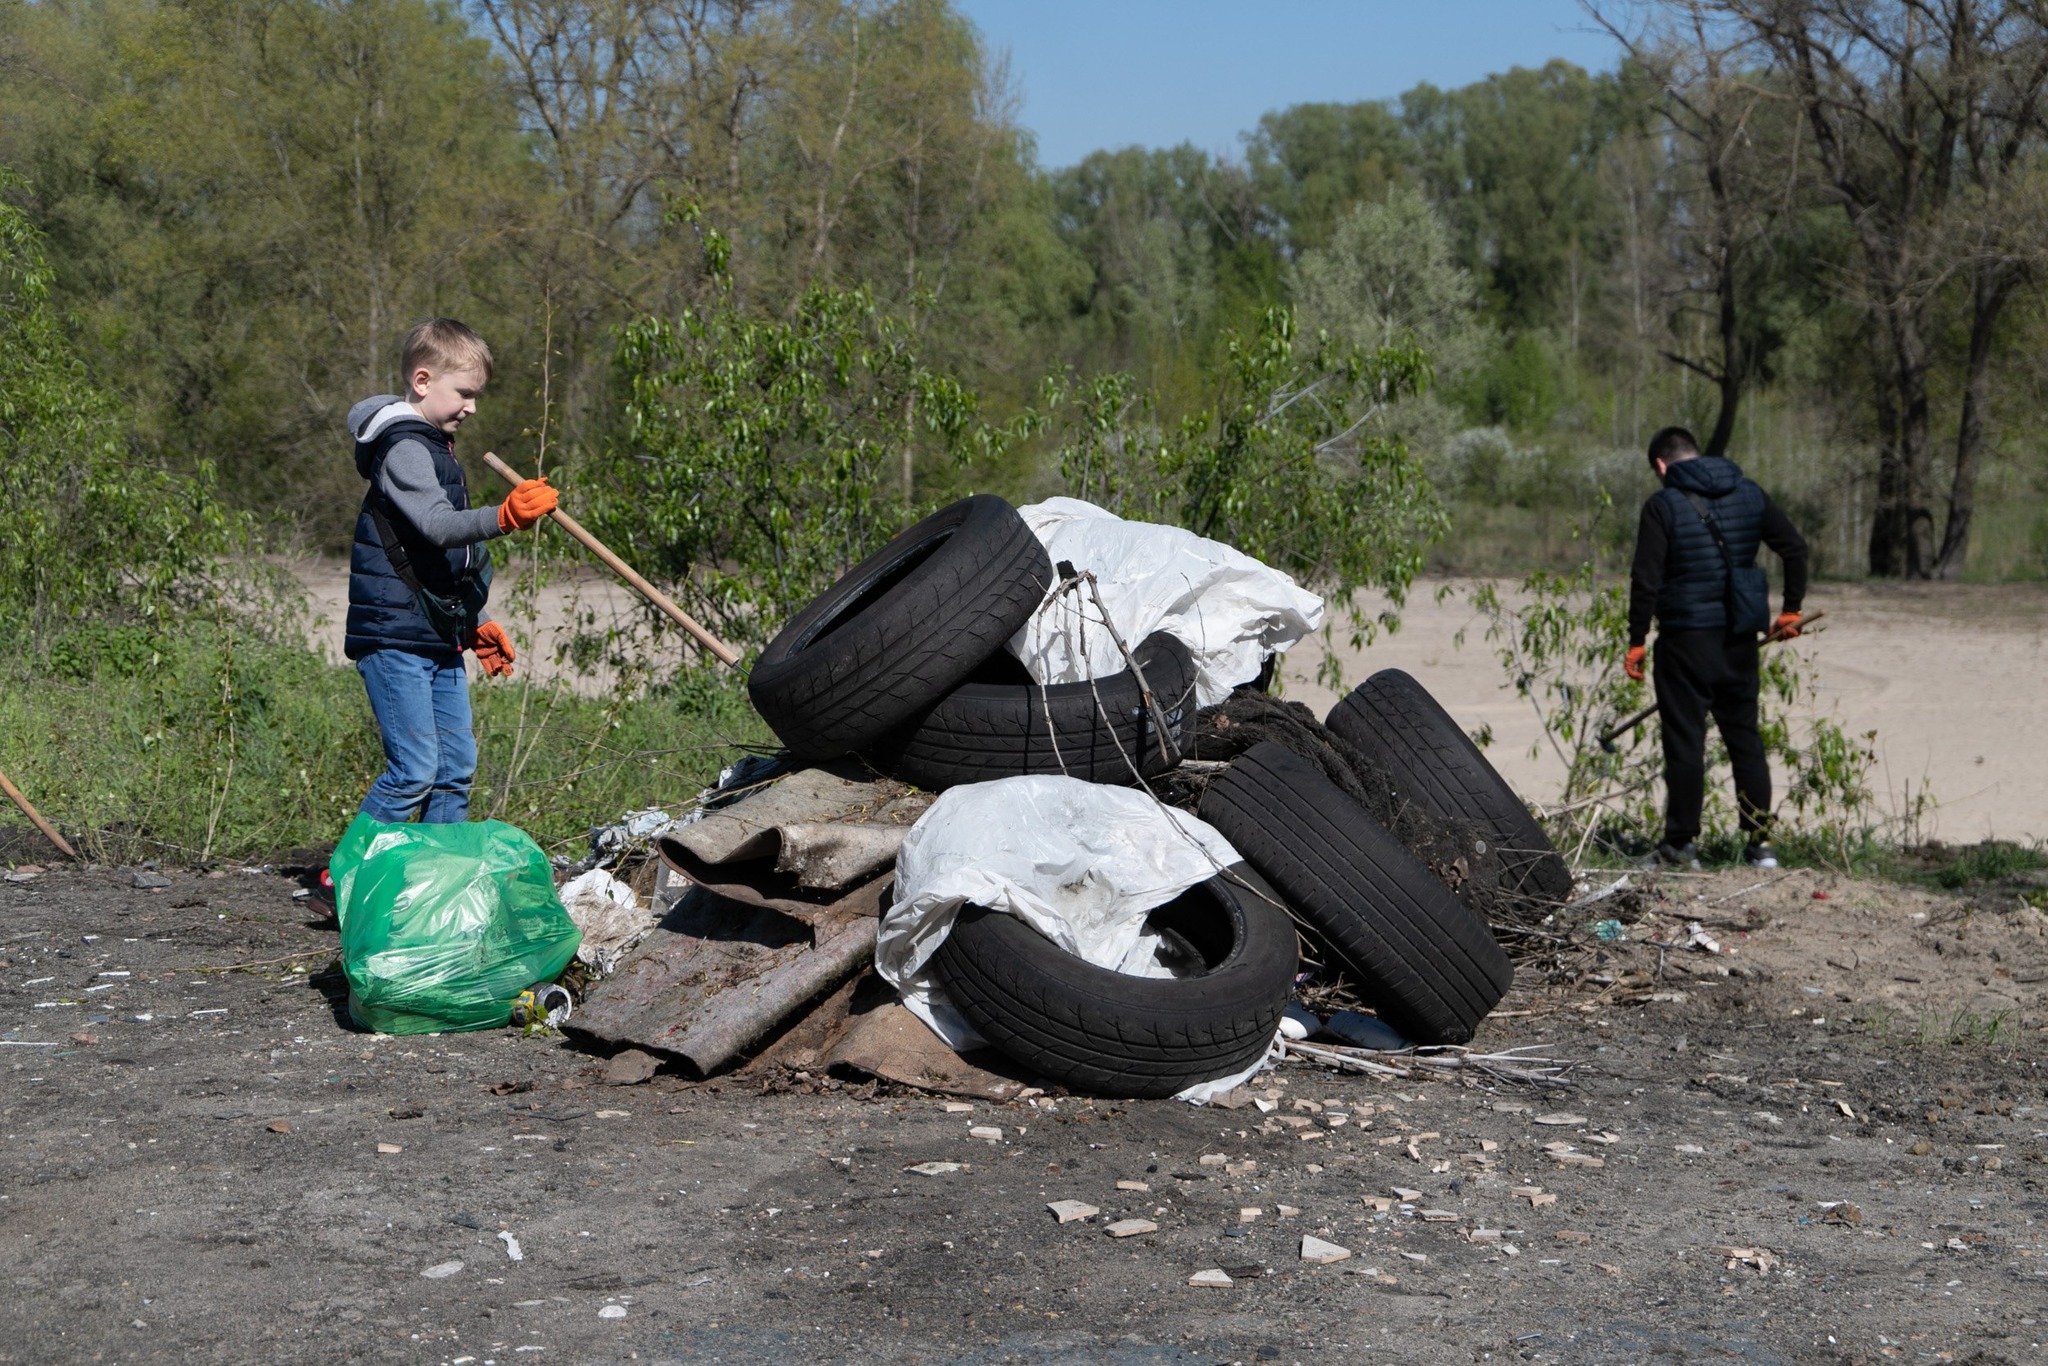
1705, 869, 1797, 905
1280, 1038, 1577, 1088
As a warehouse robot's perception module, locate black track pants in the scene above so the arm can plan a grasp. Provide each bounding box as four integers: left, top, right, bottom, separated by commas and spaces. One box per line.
1652, 628, 1770, 847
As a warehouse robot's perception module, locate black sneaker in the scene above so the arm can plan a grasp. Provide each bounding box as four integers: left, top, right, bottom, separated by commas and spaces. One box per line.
1744, 843, 1779, 869
1652, 841, 1701, 870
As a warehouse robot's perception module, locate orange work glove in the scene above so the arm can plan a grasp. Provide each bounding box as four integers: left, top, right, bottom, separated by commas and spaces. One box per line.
1624, 645, 1647, 682
497, 476, 558, 533
466, 621, 516, 677
1770, 611, 1803, 641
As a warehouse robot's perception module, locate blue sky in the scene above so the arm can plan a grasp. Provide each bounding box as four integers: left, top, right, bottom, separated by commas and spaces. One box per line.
953, 1, 1622, 168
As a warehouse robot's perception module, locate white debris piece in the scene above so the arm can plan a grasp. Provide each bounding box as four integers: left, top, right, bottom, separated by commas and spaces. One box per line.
879, 777, 1273, 1103
1011, 497, 1324, 706
498, 1231, 524, 1262
1300, 1235, 1352, 1265
558, 868, 659, 977
1187, 1268, 1234, 1288
1104, 1219, 1158, 1238
1047, 1201, 1099, 1225
420, 1260, 464, 1280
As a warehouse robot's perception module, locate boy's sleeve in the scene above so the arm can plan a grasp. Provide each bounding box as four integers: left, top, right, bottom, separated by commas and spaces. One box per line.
376, 439, 503, 548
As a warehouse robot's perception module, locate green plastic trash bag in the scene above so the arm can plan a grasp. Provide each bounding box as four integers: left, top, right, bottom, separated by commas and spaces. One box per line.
330, 814, 582, 1034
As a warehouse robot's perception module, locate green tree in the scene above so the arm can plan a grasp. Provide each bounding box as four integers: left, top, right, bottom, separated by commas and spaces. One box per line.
2, 0, 545, 534
0, 170, 239, 635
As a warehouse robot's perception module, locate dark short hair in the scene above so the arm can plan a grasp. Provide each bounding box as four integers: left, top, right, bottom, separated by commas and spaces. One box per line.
1647, 426, 1699, 466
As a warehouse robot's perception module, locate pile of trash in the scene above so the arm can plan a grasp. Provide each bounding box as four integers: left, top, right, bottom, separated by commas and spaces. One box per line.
332, 494, 1577, 1102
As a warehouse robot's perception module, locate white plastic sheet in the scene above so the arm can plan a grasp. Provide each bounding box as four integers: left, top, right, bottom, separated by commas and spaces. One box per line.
1010, 497, 1326, 707
876, 775, 1273, 1102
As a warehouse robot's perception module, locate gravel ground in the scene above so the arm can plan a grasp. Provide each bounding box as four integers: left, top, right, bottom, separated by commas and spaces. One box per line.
2, 861, 2045, 1365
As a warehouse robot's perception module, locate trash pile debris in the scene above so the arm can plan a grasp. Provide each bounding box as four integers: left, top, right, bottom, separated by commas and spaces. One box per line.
552, 493, 1577, 1101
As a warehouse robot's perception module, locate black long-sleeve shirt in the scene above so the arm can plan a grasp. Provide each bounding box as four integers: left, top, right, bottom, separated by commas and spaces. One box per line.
1627, 491, 1808, 646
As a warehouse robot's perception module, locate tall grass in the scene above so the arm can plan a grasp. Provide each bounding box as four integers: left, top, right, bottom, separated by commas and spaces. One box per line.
0, 627, 768, 864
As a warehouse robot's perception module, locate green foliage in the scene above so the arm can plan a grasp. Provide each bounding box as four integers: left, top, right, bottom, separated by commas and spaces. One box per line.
591, 280, 1001, 649
1037, 307, 1449, 683
1879, 839, 2048, 891
1468, 563, 1883, 866
0, 172, 243, 634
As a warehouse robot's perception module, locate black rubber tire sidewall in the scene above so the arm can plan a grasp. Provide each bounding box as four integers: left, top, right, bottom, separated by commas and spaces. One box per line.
1198, 740, 1513, 1045
747, 495, 1052, 759
929, 865, 1297, 1099
863, 632, 1195, 790
1325, 668, 1575, 904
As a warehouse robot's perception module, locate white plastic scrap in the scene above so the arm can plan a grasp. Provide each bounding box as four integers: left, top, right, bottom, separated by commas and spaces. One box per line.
1010, 497, 1325, 707
558, 868, 659, 977
878, 775, 1274, 1103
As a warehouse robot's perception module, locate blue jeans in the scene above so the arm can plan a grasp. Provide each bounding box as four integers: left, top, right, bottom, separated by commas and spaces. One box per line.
356, 649, 476, 823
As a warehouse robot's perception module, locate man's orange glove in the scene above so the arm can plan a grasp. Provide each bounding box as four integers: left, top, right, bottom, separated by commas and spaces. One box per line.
497, 477, 558, 533
466, 621, 516, 677
1770, 611, 1803, 641
1624, 645, 1647, 682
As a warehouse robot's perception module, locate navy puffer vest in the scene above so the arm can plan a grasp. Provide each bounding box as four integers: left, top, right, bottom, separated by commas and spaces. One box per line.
1652, 456, 1766, 633
344, 416, 489, 660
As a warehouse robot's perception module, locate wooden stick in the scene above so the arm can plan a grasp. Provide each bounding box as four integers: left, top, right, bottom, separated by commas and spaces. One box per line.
481, 451, 742, 669
0, 767, 78, 860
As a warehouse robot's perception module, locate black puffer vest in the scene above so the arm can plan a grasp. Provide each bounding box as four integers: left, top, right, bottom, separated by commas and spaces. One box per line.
1652, 455, 1766, 633
344, 415, 489, 660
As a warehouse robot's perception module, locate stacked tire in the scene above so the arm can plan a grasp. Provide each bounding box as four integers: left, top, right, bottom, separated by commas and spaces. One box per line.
747, 493, 1191, 787
749, 495, 1271, 1098
748, 497, 1555, 1089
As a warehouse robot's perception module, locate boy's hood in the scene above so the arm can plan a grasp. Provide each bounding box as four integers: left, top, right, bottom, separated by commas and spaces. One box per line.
1663, 454, 1744, 497
349, 394, 440, 478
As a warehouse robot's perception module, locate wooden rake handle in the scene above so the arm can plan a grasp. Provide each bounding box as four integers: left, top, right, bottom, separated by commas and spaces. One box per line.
482, 452, 743, 670
0, 767, 78, 860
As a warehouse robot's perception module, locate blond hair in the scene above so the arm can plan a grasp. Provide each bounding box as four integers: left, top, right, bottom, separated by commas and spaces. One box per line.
400, 318, 494, 385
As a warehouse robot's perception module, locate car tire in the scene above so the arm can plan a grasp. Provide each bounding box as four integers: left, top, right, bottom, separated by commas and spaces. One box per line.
1324, 668, 1574, 904
1198, 740, 1513, 1045
863, 632, 1194, 790
747, 495, 1052, 759
929, 865, 1298, 1099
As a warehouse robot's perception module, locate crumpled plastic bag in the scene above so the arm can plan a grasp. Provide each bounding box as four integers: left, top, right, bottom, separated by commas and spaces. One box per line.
558, 868, 658, 977
1009, 497, 1326, 707
876, 776, 1268, 1100
331, 814, 583, 1034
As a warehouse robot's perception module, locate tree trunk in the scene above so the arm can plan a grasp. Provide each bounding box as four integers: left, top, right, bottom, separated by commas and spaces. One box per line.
1867, 346, 1906, 577
1701, 231, 1741, 460
1935, 266, 2013, 579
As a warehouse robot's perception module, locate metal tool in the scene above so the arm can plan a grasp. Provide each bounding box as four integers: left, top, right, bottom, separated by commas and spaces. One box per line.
1597, 611, 1824, 753
481, 451, 742, 669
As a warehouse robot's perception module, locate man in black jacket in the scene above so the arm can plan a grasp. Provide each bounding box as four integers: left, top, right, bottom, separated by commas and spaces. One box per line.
1625, 427, 1809, 868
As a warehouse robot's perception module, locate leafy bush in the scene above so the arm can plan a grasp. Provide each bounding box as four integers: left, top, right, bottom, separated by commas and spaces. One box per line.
1038, 307, 1449, 684
1468, 565, 1884, 867
589, 280, 999, 652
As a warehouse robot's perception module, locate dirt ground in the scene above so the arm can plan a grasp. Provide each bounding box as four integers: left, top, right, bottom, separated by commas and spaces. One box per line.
3, 858, 2045, 1365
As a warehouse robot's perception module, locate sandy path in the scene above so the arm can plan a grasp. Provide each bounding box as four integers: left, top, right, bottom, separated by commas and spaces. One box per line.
293, 556, 2048, 842
1279, 579, 2048, 845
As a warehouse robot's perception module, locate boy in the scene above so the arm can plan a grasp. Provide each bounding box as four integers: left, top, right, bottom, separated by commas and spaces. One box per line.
1623, 426, 1808, 869
344, 318, 557, 823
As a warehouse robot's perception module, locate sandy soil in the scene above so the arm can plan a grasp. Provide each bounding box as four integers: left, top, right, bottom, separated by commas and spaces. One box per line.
3, 860, 2045, 1364
1278, 580, 2048, 848
292, 557, 2048, 845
